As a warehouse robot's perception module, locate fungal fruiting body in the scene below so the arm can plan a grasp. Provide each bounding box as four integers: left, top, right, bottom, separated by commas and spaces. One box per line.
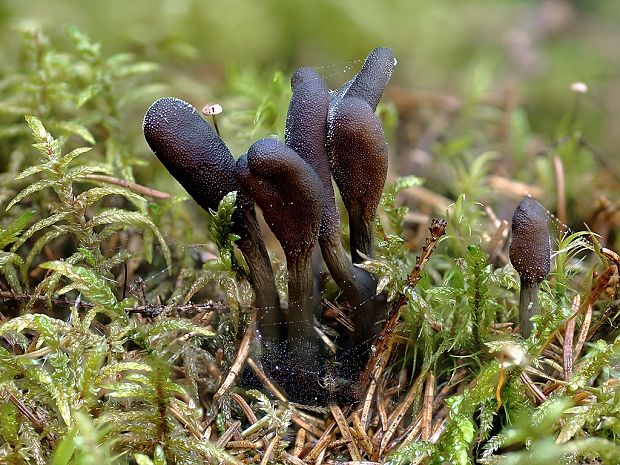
328, 47, 394, 263
143, 47, 396, 406
236, 138, 326, 405
143, 98, 282, 343
328, 96, 388, 263
509, 197, 551, 338
287, 58, 392, 397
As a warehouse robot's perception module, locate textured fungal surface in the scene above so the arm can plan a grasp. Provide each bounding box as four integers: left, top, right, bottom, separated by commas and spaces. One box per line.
328, 97, 388, 210
235, 138, 323, 257
143, 97, 241, 212
328, 96, 388, 261
335, 47, 395, 111
509, 197, 551, 283
285, 67, 339, 238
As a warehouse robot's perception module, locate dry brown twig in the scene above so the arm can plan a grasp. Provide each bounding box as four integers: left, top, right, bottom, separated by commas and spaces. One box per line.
563, 295, 580, 379
213, 313, 256, 403
360, 218, 447, 390
83, 174, 171, 199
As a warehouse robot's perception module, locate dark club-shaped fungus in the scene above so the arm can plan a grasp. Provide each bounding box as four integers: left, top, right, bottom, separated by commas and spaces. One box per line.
328, 47, 394, 263
509, 197, 551, 338
285, 67, 387, 386
331, 47, 395, 112
328, 96, 389, 263
235, 138, 326, 404
143, 98, 282, 343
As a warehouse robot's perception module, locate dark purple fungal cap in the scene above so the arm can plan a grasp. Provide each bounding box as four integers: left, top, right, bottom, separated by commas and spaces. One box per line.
327, 96, 388, 223
235, 138, 323, 257
333, 47, 395, 111
143, 97, 253, 232
509, 197, 551, 284
285, 67, 339, 238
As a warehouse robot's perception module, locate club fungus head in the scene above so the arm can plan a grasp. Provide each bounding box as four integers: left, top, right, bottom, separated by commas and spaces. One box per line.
143, 97, 252, 224
509, 197, 551, 284
332, 47, 395, 111
235, 138, 323, 258
285, 67, 339, 238
328, 96, 388, 259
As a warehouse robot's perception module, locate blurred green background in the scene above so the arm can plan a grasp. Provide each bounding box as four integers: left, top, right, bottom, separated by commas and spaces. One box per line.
2, 0, 618, 143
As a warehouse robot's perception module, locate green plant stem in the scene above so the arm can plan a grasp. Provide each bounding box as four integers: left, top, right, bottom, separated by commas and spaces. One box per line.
519, 278, 540, 338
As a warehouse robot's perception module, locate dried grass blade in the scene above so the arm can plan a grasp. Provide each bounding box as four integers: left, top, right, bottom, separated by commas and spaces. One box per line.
214, 313, 255, 402
330, 404, 362, 461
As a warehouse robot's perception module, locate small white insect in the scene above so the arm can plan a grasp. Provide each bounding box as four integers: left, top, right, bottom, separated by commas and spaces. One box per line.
202, 103, 223, 136
202, 103, 223, 115
318, 375, 338, 394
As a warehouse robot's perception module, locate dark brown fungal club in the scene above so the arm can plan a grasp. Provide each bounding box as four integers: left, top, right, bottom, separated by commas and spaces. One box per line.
509, 197, 551, 338
328, 96, 389, 263
286, 67, 388, 398
235, 138, 326, 404
143, 98, 282, 344
331, 47, 396, 111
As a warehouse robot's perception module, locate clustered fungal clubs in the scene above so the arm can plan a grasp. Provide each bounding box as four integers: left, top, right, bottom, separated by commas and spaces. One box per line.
143, 48, 395, 405
509, 197, 551, 338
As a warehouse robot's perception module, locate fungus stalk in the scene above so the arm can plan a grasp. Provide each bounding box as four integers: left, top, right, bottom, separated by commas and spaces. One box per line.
236, 138, 325, 404
509, 197, 551, 338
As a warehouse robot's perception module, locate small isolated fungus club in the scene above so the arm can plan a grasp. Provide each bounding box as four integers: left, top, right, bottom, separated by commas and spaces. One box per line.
509, 197, 551, 338
143, 98, 282, 343
235, 137, 326, 405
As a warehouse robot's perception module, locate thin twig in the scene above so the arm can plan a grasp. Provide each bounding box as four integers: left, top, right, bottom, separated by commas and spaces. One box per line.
260, 433, 282, 465
83, 174, 171, 199
563, 295, 580, 379
420, 372, 435, 441
520, 372, 546, 403
360, 218, 447, 389
380, 368, 427, 454
232, 393, 258, 425
305, 423, 335, 463
217, 421, 241, 448
8, 392, 44, 431
376, 387, 388, 433
247, 357, 287, 402
330, 404, 362, 461
213, 313, 255, 403
291, 414, 324, 438
359, 341, 393, 430
351, 413, 374, 457
169, 405, 203, 439
573, 300, 593, 360
226, 440, 258, 450
293, 428, 306, 457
